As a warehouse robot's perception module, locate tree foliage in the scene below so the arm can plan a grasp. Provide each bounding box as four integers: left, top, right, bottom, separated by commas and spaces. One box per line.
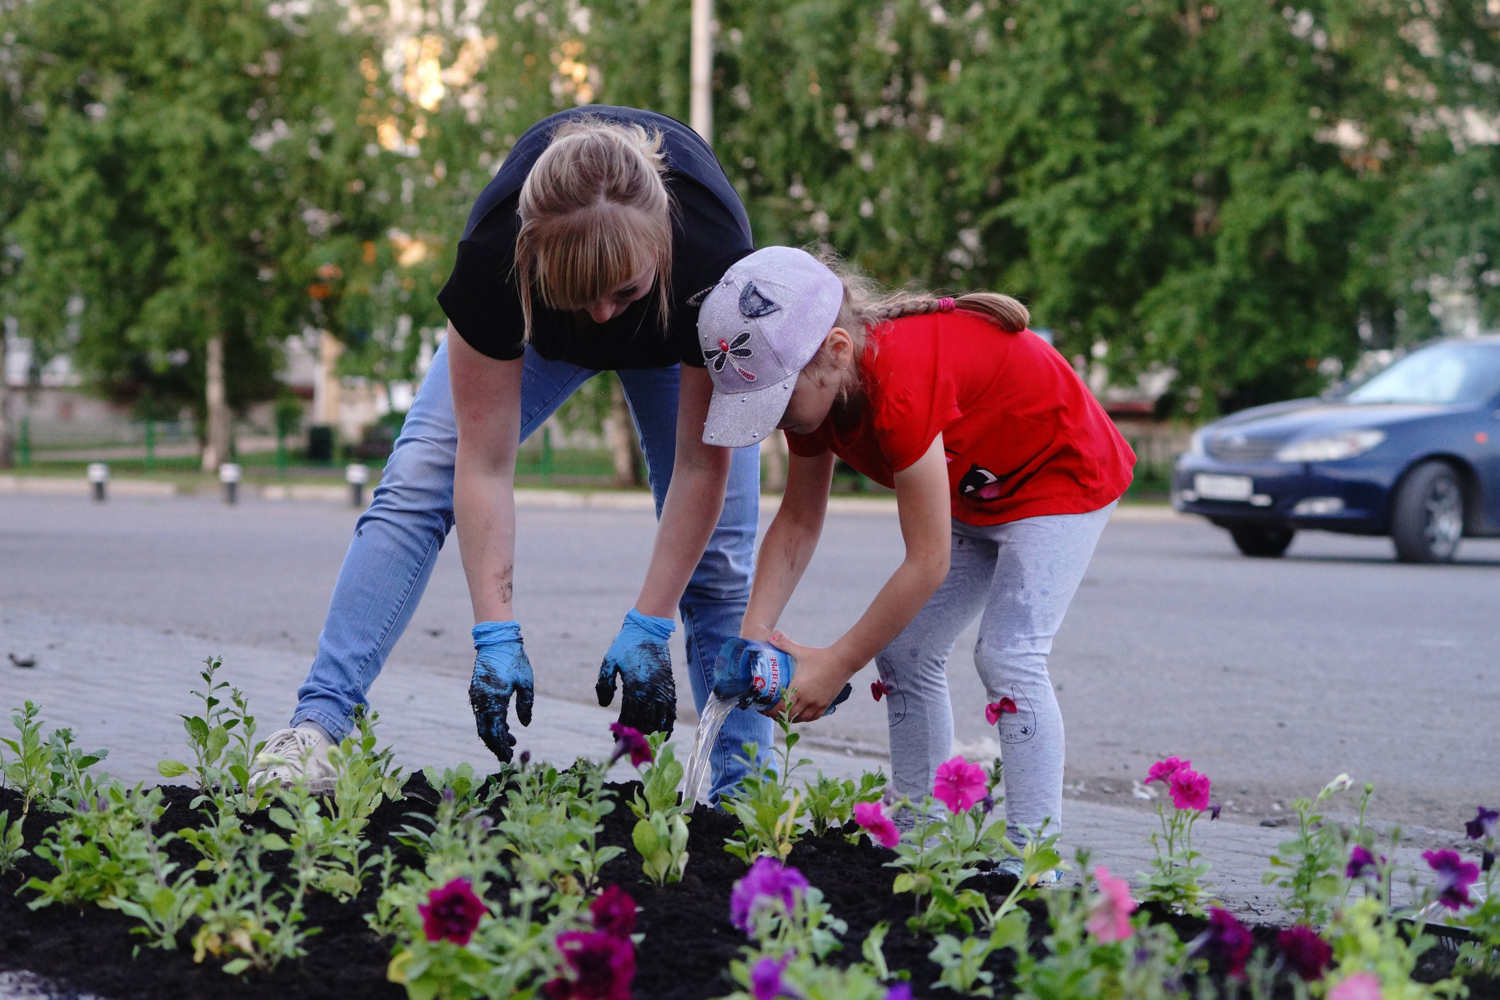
2, 0, 1500, 425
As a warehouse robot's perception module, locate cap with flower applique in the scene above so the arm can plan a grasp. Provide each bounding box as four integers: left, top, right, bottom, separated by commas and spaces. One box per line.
697, 246, 845, 448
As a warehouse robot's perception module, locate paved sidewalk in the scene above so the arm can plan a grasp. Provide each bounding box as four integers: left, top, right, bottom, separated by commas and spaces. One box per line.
2, 604, 1453, 922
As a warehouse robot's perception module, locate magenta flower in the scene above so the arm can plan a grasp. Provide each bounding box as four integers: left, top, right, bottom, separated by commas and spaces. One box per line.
985, 698, 1018, 726
884, 986, 913, 1000
589, 885, 637, 939
1168, 769, 1212, 812
1423, 849, 1480, 911
854, 801, 900, 849
1145, 756, 1191, 786
1466, 806, 1498, 842
871, 680, 890, 702
750, 957, 791, 1000
1086, 865, 1136, 943
551, 929, 635, 1000
932, 756, 988, 814
608, 723, 653, 768
1194, 907, 1253, 979
1329, 973, 1383, 1000
418, 877, 487, 945
1278, 926, 1333, 981
1346, 845, 1383, 880
729, 857, 810, 934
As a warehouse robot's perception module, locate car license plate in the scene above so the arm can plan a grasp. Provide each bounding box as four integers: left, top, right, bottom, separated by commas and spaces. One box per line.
1194, 474, 1254, 501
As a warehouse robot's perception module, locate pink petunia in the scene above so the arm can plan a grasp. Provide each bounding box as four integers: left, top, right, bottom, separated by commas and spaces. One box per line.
1168, 768, 1212, 812
1086, 866, 1136, 943
871, 680, 890, 702
932, 756, 988, 814
1328, 973, 1383, 1000
1145, 756, 1191, 786
854, 801, 901, 849
984, 698, 1018, 726
419, 877, 487, 945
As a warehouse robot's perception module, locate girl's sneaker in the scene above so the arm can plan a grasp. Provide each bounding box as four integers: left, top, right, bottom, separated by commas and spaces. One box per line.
991, 856, 1065, 887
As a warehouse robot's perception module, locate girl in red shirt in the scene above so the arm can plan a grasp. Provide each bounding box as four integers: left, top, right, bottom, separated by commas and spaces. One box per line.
695, 247, 1134, 860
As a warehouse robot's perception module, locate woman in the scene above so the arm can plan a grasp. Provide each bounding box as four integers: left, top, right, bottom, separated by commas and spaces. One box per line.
250, 107, 770, 803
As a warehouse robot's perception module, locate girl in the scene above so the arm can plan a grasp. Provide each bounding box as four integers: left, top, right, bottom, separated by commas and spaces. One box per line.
695, 246, 1135, 859
252, 108, 771, 803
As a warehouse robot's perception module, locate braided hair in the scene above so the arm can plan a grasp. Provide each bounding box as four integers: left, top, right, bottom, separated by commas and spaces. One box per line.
811, 252, 1030, 403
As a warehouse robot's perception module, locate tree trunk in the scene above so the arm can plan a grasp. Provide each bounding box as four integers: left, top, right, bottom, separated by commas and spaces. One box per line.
605, 376, 642, 488
0, 328, 12, 469
201, 333, 230, 472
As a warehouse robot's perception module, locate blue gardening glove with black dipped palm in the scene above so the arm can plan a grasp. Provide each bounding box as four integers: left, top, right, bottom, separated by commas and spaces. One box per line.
469, 621, 534, 763
595, 608, 677, 737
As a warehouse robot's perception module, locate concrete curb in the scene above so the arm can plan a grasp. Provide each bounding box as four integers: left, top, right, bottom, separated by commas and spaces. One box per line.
0, 475, 177, 498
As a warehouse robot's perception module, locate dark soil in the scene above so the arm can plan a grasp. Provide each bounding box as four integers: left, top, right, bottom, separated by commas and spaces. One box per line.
0, 780, 1492, 1000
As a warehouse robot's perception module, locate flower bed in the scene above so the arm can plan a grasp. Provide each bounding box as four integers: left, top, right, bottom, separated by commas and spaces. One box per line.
0, 665, 1496, 1000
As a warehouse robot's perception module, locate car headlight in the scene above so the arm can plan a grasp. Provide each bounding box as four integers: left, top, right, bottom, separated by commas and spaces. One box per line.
1184, 427, 1208, 458
1274, 430, 1386, 462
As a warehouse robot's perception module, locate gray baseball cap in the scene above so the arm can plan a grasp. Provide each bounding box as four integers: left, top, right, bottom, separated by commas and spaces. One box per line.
698, 246, 845, 448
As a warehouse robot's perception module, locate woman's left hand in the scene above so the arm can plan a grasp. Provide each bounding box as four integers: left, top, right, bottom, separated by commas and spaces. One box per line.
765, 631, 850, 723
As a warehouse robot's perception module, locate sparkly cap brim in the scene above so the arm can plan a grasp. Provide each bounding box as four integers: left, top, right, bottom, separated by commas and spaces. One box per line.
700, 375, 796, 449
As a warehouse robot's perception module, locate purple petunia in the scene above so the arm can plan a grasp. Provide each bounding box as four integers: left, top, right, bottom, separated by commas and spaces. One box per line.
418, 878, 487, 946
1277, 925, 1334, 981
609, 723, 654, 768
1346, 844, 1383, 880
1194, 907, 1254, 979
1424, 849, 1480, 911
749, 957, 792, 1000
589, 885, 637, 939
549, 930, 635, 1000
729, 857, 810, 934
1466, 806, 1498, 842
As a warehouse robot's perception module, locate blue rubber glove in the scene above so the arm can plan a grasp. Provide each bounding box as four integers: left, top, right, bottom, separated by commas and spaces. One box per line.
469, 621, 534, 763
595, 608, 677, 737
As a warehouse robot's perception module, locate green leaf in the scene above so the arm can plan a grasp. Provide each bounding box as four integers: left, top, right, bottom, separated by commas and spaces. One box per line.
157, 760, 191, 778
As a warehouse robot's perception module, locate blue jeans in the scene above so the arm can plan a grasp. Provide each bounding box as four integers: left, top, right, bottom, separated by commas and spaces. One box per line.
291, 339, 772, 800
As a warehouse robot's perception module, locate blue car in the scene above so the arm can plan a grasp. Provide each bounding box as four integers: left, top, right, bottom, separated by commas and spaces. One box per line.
1172, 337, 1500, 562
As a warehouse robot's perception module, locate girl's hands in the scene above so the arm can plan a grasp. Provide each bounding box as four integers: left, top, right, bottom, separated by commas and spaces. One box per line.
765, 631, 851, 723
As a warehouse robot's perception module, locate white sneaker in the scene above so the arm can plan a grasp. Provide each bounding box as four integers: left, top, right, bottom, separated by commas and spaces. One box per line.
992, 856, 1065, 887
249, 726, 337, 794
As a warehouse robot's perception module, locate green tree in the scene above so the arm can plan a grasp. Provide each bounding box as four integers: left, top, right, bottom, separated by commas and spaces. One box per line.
2, 0, 381, 467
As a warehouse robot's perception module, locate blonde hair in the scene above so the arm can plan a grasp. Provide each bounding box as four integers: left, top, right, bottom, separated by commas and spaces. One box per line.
811, 253, 1030, 401
513, 117, 674, 338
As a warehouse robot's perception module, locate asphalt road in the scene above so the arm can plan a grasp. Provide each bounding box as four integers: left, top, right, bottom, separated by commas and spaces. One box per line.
1, 491, 1495, 832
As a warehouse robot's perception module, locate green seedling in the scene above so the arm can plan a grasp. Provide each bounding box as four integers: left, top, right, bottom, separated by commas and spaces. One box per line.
110, 791, 202, 952
158, 656, 265, 812
630, 732, 691, 885
0, 810, 28, 874
24, 780, 152, 910
803, 770, 886, 838
191, 836, 315, 976
1263, 773, 1362, 925
494, 758, 622, 890
1, 702, 50, 817
724, 741, 803, 865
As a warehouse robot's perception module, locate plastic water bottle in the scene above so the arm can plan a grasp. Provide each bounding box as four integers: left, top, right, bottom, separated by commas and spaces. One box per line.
711, 638, 852, 715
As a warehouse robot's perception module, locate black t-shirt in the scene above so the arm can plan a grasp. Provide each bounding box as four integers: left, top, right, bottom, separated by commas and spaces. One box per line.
436, 107, 753, 371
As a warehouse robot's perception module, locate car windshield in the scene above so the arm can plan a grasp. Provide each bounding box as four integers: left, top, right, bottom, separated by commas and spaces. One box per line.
1345, 342, 1500, 406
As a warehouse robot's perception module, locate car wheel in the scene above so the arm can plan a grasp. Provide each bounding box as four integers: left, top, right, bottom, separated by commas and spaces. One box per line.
1228, 525, 1295, 558
1390, 460, 1464, 563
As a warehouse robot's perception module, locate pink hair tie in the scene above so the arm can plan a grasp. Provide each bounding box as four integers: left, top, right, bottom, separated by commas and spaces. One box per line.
937, 297, 956, 313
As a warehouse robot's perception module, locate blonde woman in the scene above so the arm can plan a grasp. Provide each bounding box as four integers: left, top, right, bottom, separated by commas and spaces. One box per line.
252, 108, 768, 802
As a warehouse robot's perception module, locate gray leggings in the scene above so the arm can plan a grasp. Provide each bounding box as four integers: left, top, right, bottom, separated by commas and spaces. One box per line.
876, 502, 1114, 841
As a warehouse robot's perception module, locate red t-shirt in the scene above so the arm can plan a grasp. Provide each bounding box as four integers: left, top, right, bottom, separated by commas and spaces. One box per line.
785, 312, 1136, 526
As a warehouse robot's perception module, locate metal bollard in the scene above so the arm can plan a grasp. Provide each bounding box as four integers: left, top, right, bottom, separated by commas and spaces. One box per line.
87, 463, 109, 502
345, 463, 370, 507
218, 463, 242, 505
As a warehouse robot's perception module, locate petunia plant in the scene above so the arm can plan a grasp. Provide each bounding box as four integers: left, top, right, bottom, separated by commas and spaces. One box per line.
626, 729, 692, 885
1451, 805, 1499, 977
1263, 773, 1368, 925
1139, 756, 1217, 915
